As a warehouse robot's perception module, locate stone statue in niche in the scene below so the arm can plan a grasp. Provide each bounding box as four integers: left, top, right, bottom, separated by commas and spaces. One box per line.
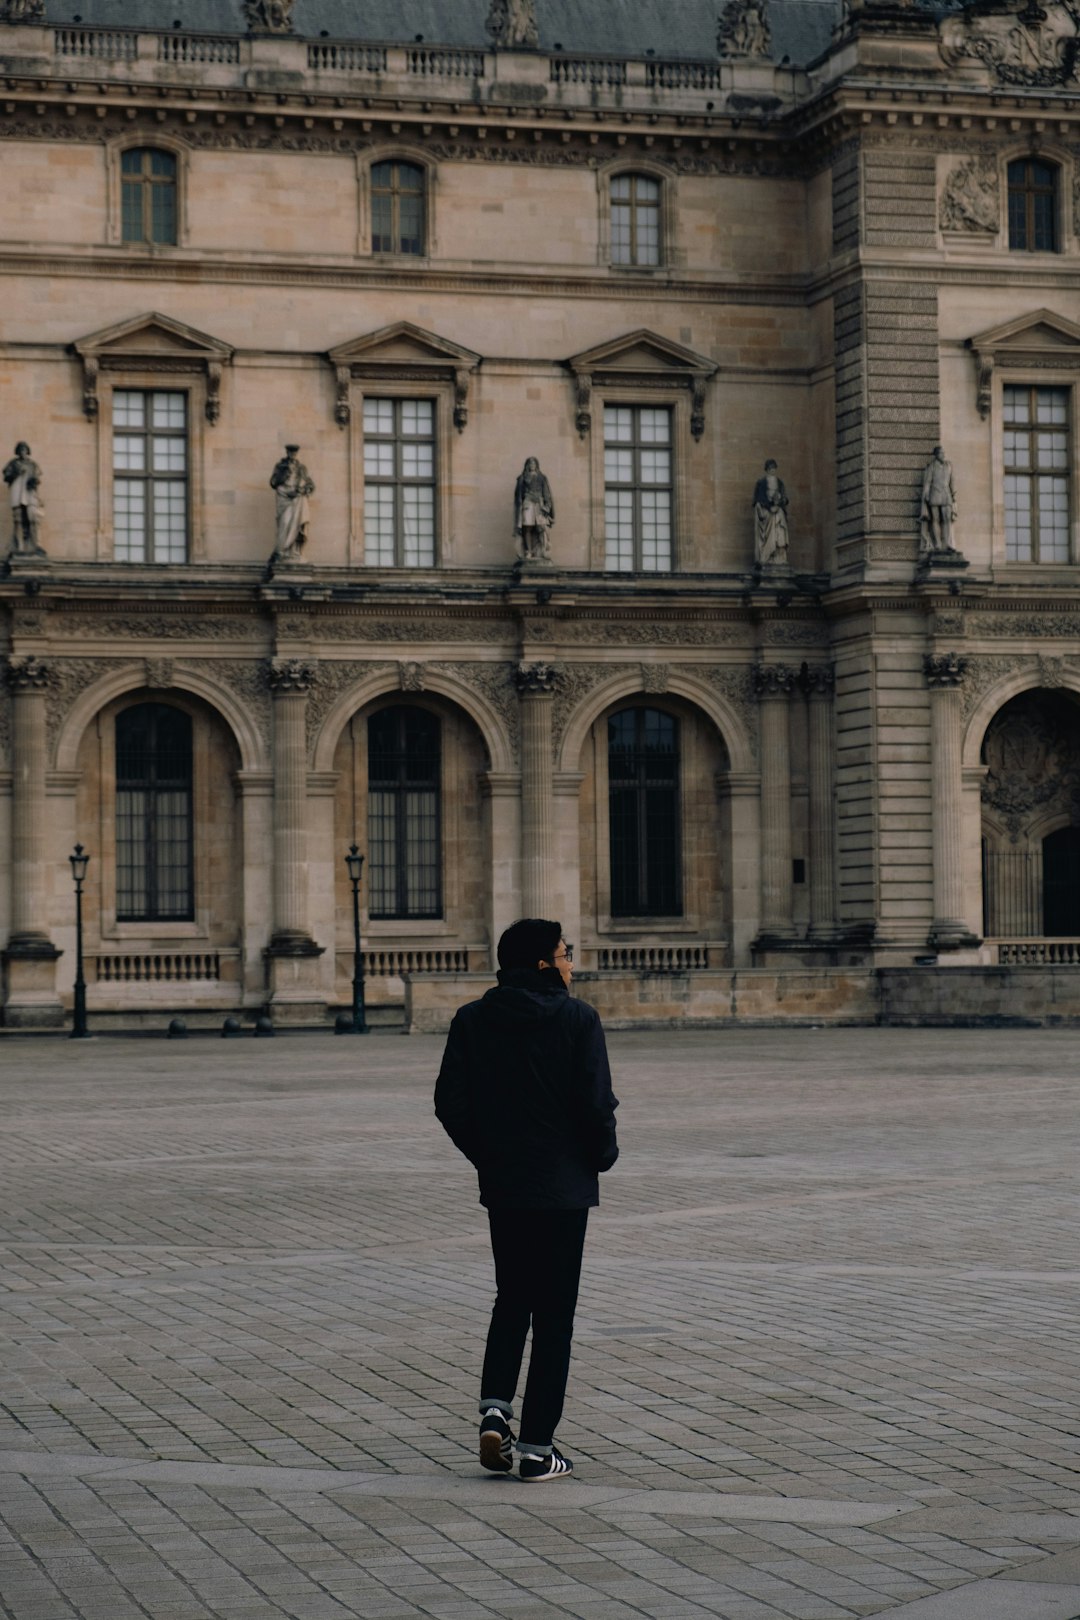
514, 456, 554, 563
243, 0, 294, 32
919, 445, 959, 555
753, 459, 790, 568
270, 445, 314, 563
4, 442, 45, 557
486, 0, 539, 48
717, 0, 772, 58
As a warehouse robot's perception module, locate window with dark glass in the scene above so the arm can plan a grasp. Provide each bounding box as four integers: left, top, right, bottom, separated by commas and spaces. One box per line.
363, 397, 436, 565
368, 706, 442, 919
608, 707, 681, 917
113, 390, 188, 563
116, 704, 194, 922
1003, 384, 1070, 562
121, 148, 178, 245
371, 160, 425, 254
611, 173, 660, 266
604, 405, 673, 571
1008, 158, 1058, 251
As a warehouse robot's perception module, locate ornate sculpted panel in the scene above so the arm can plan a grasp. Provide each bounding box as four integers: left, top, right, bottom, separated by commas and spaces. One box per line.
213, 660, 274, 757
551, 663, 617, 759
693, 665, 759, 757
981, 690, 1080, 840
978, 613, 1080, 638
430, 661, 520, 763
939, 156, 1000, 234
940, 0, 1080, 86
303, 661, 394, 760
45, 659, 132, 760
961, 654, 1031, 720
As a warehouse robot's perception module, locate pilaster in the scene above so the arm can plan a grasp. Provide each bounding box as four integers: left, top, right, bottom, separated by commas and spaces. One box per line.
266, 659, 325, 1023
753, 664, 797, 942
3, 657, 63, 1028
925, 653, 980, 950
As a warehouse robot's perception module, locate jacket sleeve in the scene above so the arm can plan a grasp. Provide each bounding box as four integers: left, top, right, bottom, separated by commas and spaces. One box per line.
434, 1010, 483, 1167
576, 1008, 620, 1173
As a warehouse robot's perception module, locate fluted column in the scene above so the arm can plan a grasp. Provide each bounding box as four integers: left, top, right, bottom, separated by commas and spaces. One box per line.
6, 657, 55, 950
268, 659, 317, 949
925, 652, 978, 948
802, 664, 837, 940
516, 662, 560, 919
753, 664, 797, 938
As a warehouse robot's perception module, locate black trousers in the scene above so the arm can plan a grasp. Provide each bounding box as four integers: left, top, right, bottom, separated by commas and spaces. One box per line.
480, 1207, 589, 1450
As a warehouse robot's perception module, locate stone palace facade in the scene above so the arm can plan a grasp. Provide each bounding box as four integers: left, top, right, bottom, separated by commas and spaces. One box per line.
4, 0, 1080, 1028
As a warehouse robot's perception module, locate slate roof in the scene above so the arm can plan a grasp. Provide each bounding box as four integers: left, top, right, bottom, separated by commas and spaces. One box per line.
43, 0, 844, 68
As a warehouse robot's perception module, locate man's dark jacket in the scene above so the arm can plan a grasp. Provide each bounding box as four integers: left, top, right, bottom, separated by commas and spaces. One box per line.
434, 967, 619, 1210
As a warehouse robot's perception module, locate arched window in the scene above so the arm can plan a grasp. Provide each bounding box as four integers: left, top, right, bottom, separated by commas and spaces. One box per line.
610, 172, 661, 266
608, 707, 681, 916
116, 704, 194, 921
371, 160, 426, 255
1007, 158, 1059, 252
368, 706, 442, 918
121, 148, 178, 246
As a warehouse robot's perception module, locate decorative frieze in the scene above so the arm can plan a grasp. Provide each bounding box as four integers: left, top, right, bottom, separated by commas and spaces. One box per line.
55, 613, 262, 642
978, 613, 1080, 639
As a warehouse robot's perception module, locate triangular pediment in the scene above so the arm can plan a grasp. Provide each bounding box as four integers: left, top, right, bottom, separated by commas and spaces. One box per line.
72, 311, 234, 363
567, 329, 716, 376
968, 309, 1080, 354
328, 322, 481, 370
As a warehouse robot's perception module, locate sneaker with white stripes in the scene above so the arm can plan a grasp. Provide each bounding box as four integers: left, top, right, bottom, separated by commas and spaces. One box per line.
479, 1408, 514, 1473
518, 1446, 573, 1482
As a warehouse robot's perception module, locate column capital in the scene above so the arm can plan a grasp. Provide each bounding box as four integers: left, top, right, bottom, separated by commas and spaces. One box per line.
5, 656, 51, 693
268, 658, 317, 694
752, 663, 797, 699
924, 651, 968, 689
516, 660, 562, 696
798, 662, 835, 698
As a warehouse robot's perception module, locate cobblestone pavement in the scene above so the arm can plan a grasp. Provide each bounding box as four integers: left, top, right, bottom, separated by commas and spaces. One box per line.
2, 1027, 1080, 1620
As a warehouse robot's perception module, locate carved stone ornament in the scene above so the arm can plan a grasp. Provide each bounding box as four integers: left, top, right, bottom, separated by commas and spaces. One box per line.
798, 663, 835, 698
1038, 654, 1067, 687
925, 651, 969, 688
939, 0, 1079, 87
486, 0, 539, 49
268, 658, 316, 694
5, 654, 50, 691
516, 660, 561, 696
641, 662, 671, 694
717, 0, 772, 58
751, 664, 797, 699
939, 156, 1001, 234
573, 372, 592, 440
244, 0, 294, 32
981, 690, 1080, 840
398, 660, 426, 692
0, 0, 46, 21
144, 658, 174, 689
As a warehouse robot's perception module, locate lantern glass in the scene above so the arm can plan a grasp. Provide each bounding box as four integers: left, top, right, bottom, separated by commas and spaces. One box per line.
345, 844, 365, 885
69, 844, 90, 884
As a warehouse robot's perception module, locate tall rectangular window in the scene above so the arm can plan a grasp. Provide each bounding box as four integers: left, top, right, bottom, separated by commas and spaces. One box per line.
371, 160, 425, 255
113, 390, 188, 564
611, 173, 660, 266
121, 148, 178, 246
608, 708, 681, 917
116, 704, 194, 922
1007, 159, 1058, 252
1004, 385, 1070, 563
368, 707, 442, 919
604, 405, 672, 572
363, 397, 436, 566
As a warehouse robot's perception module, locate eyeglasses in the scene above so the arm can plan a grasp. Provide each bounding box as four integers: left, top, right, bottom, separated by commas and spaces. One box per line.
553, 944, 573, 964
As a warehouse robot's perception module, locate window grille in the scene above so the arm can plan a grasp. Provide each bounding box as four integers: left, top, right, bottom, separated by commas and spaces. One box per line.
1003, 385, 1070, 563
604, 405, 673, 571
363, 397, 436, 566
113, 390, 188, 564
611, 173, 660, 266
608, 707, 681, 917
116, 704, 194, 922
1007, 158, 1058, 252
368, 706, 442, 919
121, 148, 178, 245
371, 160, 426, 254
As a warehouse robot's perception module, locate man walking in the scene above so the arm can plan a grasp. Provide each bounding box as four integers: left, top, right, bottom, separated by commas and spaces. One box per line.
435, 918, 619, 1482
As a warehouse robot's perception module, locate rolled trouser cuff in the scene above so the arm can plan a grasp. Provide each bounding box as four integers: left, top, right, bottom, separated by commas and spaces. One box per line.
479, 1397, 513, 1417
515, 1441, 553, 1457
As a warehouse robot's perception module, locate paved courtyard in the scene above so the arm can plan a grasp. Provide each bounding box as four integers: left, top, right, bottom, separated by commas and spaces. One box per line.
1, 1027, 1080, 1620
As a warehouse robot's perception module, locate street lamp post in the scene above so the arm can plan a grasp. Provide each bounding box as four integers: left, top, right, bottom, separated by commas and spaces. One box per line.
69, 843, 90, 1040
345, 844, 368, 1034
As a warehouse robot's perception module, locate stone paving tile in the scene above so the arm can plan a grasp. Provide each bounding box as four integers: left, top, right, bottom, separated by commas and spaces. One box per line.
2, 1028, 1080, 1618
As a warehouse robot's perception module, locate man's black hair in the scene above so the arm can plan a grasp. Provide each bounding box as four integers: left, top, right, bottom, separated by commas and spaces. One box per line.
497, 918, 562, 971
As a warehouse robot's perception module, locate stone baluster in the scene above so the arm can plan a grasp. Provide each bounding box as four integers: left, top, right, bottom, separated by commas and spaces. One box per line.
801, 664, 837, 939
6, 657, 54, 950
516, 662, 560, 918
925, 652, 977, 948
268, 659, 317, 949
753, 663, 797, 938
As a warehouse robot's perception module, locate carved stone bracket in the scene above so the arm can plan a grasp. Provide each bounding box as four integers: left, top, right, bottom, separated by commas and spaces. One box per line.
454, 369, 470, 433
144, 658, 174, 689
5, 655, 51, 692
752, 663, 797, 699
206, 362, 223, 426
573, 371, 592, 439
925, 651, 969, 688
516, 661, 562, 696
268, 658, 316, 695
690, 377, 707, 442
334, 366, 351, 429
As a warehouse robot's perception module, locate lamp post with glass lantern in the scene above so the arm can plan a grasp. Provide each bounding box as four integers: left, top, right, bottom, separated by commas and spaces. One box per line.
345, 844, 368, 1034
69, 844, 90, 1040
